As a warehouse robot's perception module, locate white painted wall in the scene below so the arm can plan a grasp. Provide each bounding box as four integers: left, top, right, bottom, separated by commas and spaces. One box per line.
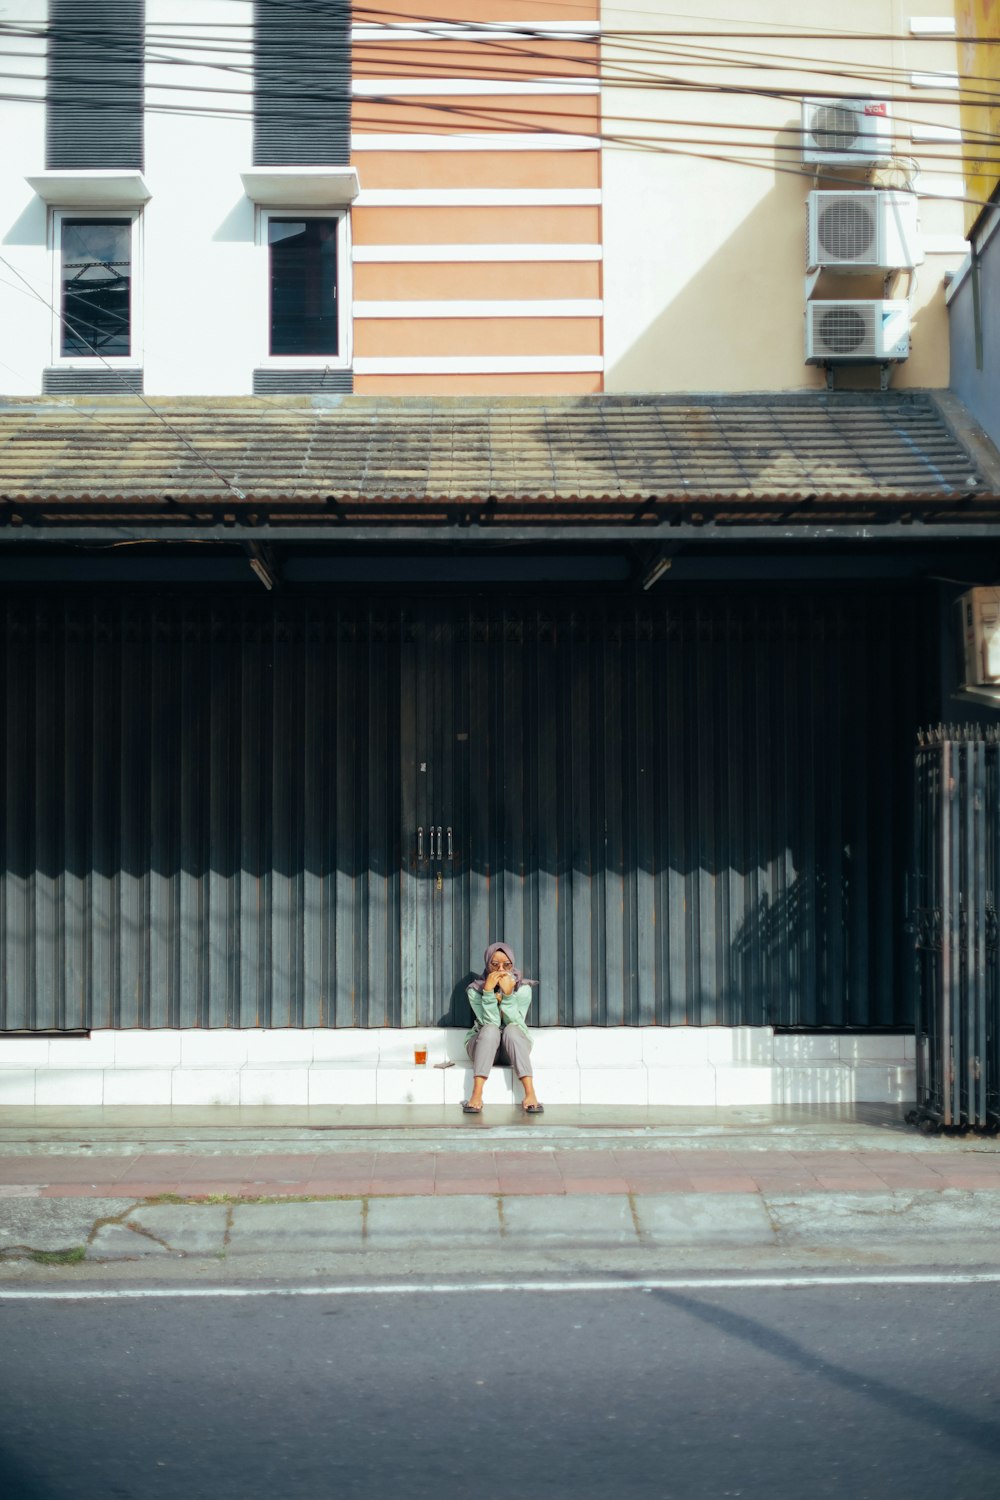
143, 0, 256, 393
0, 1027, 917, 1106
0, 0, 50, 394
0, 0, 259, 397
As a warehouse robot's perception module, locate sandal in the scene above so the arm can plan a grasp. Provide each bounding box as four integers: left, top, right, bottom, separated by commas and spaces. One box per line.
462, 1101, 483, 1114
522, 1103, 545, 1114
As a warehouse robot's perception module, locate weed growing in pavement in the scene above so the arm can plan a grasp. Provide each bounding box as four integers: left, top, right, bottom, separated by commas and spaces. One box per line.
29, 1246, 86, 1265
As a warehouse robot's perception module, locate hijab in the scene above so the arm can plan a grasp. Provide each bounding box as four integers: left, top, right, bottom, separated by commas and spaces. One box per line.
469, 941, 535, 991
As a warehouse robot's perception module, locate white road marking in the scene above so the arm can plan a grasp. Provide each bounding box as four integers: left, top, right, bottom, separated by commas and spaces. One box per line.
2, 1272, 1000, 1301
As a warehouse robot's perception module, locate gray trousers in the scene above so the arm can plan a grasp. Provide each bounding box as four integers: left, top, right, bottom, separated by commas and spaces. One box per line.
466, 1023, 533, 1079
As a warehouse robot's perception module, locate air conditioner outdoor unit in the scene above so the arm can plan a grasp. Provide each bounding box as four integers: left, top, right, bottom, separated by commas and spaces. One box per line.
807, 190, 920, 270
956, 588, 1000, 687
805, 300, 910, 362
802, 97, 893, 165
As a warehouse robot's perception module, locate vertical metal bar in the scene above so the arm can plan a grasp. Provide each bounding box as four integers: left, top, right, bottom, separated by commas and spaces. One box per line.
178, 605, 204, 1028
34, 605, 62, 1028
664, 612, 688, 1024
207, 612, 237, 1027
961, 742, 973, 1125
824, 616, 845, 1029
149, 613, 178, 1030
694, 615, 718, 1022
633, 620, 656, 1027
534, 609, 561, 1026
501, 609, 527, 979
4, 605, 34, 1027
941, 739, 956, 1126
617, 624, 639, 1027
927, 741, 942, 1118
302, 611, 329, 1028
798, 610, 819, 1027
270, 617, 298, 1027
367, 613, 393, 1031
62, 605, 90, 1029
522, 612, 541, 1014
603, 624, 625, 1026
954, 740, 966, 1123
848, 640, 871, 1034
972, 740, 987, 1127
918, 740, 927, 1109
239, 612, 265, 1028
91, 601, 119, 1029
466, 607, 491, 1008
569, 615, 594, 1024
447, 605, 472, 1028
118, 609, 150, 1028
433, 624, 450, 1020
398, 609, 425, 1028
722, 622, 748, 1026
989, 732, 997, 1126
335, 612, 358, 1025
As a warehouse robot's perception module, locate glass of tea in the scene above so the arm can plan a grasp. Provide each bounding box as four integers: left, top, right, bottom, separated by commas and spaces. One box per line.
414, 1044, 428, 1066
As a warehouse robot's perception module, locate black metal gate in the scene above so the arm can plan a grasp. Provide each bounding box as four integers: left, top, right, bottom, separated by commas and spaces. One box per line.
909, 726, 1000, 1131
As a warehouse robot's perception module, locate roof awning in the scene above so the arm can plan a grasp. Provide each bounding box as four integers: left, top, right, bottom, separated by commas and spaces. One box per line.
240, 167, 360, 206
26, 171, 151, 207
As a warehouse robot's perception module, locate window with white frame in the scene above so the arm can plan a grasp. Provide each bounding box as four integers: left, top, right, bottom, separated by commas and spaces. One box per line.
52, 211, 141, 365
260, 210, 351, 365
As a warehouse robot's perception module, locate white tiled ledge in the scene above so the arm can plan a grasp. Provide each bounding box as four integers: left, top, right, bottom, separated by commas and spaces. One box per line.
0, 1028, 916, 1108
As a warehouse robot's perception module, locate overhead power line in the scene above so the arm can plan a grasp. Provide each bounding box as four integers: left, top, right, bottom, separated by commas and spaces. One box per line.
0, 7, 994, 200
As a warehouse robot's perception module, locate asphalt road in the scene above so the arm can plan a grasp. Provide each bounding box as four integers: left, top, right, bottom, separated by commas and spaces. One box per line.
1, 1280, 998, 1500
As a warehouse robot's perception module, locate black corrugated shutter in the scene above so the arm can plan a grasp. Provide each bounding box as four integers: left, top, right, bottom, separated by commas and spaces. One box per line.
254, 0, 351, 166
47, 0, 144, 170
0, 590, 926, 1031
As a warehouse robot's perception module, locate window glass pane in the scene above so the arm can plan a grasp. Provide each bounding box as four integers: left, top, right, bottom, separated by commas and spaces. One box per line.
269, 217, 338, 357
61, 218, 131, 358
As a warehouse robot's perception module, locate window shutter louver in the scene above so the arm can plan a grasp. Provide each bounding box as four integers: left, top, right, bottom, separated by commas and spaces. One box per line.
253, 0, 351, 166
47, 0, 145, 170
253, 370, 353, 394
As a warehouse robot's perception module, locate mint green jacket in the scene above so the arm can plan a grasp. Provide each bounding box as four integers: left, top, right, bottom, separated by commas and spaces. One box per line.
465, 983, 533, 1046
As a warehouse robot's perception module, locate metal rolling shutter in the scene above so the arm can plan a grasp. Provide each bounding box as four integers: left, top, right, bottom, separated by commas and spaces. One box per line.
47, 0, 144, 169
0, 591, 924, 1032
253, 0, 351, 166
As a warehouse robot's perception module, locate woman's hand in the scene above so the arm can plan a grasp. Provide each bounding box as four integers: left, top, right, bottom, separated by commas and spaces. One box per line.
488, 969, 516, 997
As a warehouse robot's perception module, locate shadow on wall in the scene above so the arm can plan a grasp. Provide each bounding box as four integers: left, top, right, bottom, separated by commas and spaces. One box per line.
730, 872, 851, 1032
603, 119, 917, 394
441, 973, 478, 1028
1, 196, 47, 247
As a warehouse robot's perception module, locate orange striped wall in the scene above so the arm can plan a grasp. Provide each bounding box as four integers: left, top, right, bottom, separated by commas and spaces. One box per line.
353, 0, 598, 25
350, 2, 602, 395
355, 263, 601, 299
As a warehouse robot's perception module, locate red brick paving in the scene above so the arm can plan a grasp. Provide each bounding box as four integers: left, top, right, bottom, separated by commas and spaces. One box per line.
5, 1147, 1000, 1199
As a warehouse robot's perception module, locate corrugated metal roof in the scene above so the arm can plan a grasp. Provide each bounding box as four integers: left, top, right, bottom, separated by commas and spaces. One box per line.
0, 393, 989, 513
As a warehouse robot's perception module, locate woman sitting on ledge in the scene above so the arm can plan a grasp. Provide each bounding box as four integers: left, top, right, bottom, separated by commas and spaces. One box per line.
463, 941, 543, 1115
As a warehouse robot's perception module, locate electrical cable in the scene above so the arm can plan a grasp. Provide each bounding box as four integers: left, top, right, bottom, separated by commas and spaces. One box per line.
0, 10, 994, 199
0, 250, 250, 504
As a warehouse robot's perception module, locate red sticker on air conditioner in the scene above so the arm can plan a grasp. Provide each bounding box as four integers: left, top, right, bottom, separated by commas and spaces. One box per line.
864, 102, 887, 115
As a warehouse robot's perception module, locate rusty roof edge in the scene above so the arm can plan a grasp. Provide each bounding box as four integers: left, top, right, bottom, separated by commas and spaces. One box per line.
926, 391, 1000, 495
0, 491, 986, 510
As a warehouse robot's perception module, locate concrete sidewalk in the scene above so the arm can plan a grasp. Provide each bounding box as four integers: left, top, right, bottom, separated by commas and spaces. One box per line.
2, 1103, 999, 1279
